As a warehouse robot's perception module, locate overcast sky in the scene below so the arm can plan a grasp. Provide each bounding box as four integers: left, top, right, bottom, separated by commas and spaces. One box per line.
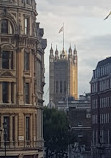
36, 0, 111, 105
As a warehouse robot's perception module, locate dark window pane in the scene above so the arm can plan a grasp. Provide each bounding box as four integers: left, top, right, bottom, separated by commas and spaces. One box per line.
25, 83, 29, 104
26, 117, 30, 141
64, 81, 66, 93
2, 82, 8, 103
3, 116, 10, 142
12, 116, 15, 142
60, 81, 62, 93
2, 51, 9, 69
11, 52, 13, 69
56, 81, 58, 93
24, 52, 29, 70
11, 83, 14, 103
1, 19, 8, 34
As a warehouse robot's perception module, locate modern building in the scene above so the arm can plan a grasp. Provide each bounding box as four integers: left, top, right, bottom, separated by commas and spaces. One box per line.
49, 45, 78, 108
0, 0, 47, 158
91, 57, 111, 158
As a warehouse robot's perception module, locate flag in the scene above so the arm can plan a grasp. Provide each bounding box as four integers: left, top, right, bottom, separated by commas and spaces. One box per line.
59, 26, 63, 33
104, 11, 111, 20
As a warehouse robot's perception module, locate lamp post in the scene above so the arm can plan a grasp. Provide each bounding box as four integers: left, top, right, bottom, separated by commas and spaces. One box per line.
3, 121, 7, 158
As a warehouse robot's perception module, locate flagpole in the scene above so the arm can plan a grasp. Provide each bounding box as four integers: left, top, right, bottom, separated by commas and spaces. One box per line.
63, 23, 64, 50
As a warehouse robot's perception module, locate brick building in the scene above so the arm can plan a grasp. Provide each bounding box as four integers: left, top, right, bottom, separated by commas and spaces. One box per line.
91, 57, 111, 158
0, 0, 47, 158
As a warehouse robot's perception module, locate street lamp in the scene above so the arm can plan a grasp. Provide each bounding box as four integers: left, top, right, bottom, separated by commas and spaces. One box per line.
3, 121, 7, 158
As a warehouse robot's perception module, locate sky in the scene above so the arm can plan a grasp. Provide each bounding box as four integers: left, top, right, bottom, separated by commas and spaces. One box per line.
36, 0, 111, 105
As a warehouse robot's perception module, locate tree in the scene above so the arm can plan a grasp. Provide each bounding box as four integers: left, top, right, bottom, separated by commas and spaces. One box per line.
43, 107, 69, 158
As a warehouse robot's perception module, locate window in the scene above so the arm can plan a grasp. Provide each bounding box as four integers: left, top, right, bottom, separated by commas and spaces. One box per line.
2, 51, 9, 69
1, 19, 13, 34
1, 19, 8, 34
2, 51, 13, 69
12, 116, 15, 143
25, 83, 30, 104
26, 116, 30, 141
11, 83, 14, 103
24, 52, 29, 70
26, 0, 30, 4
60, 81, 62, 93
3, 116, 10, 142
2, 82, 9, 103
64, 81, 66, 94
56, 81, 58, 93
25, 18, 29, 35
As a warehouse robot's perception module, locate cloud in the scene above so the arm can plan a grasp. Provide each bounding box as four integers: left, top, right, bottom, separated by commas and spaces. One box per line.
36, 0, 111, 104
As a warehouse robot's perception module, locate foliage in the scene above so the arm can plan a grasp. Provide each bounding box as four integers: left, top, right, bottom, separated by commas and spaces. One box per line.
43, 107, 69, 157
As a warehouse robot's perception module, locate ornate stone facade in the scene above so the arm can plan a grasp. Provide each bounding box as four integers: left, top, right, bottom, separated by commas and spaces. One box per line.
0, 0, 47, 158
49, 45, 78, 108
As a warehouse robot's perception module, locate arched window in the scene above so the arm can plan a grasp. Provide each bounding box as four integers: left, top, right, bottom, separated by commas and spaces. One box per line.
1, 19, 13, 34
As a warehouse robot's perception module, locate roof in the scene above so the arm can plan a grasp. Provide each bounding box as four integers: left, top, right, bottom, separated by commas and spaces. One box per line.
97, 57, 111, 68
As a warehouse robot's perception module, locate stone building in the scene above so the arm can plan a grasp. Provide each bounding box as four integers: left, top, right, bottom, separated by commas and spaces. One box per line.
91, 57, 111, 158
0, 0, 47, 158
49, 45, 78, 108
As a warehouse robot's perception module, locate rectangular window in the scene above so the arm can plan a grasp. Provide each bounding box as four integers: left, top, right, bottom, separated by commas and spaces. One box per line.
25, 18, 29, 35
11, 52, 13, 69
60, 81, 62, 93
24, 52, 29, 70
26, 116, 30, 141
11, 83, 14, 103
3, 116, 10, 142
2, 51, 13, 69
1, 19, 8, 34
25, 83, 30, 104
2, 82, 9, 103
64, 81, 66, 94
2, 51, 9, 69
56, 81, 58, 93
12, 116, 15, 143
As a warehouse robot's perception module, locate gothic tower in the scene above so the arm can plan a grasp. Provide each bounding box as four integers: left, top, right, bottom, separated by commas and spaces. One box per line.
49, 45, 78, 108
0, 0, 47, 158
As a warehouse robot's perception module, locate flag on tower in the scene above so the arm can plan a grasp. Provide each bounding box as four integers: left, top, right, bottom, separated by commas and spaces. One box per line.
59, 26, 63, 33
104, 11, 111, 20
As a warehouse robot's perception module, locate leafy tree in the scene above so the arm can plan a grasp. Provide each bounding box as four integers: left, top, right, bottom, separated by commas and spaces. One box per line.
43, 107, 69, 158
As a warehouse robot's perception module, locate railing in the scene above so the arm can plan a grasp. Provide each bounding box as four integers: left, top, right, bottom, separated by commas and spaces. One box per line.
0, 140, 44, 150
